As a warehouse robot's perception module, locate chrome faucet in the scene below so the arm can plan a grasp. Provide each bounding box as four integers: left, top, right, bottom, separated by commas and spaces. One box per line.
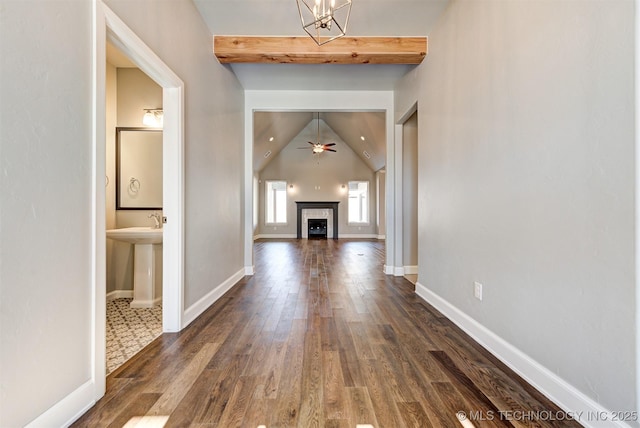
148, 212, 162, 229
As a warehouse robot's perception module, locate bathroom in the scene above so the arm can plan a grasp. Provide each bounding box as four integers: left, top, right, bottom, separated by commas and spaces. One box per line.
105, 42, 164, 374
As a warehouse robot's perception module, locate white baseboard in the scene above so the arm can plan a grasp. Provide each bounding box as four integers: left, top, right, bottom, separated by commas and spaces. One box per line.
339, 234, 379, 239
254, 234, 297, 240
394, 266, 405, 276
106, 290, 133, 301
244, 265, 255, 275
130, 296, 162, 308
255, 234, 381, 240
182, 268, 245, 328
415, 282, 633, 428
403, 265, 418, 275
377, 234, 386, 240
383, 265, 395, 275
25, 380, 95, 428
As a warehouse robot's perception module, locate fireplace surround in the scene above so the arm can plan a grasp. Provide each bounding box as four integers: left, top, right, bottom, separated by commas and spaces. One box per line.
296, 201, 340, 240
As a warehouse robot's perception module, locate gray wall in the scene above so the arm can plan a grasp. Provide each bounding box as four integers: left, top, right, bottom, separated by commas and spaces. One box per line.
396, 0, 635, 414
258, 120, 377, 237
0, 0, 244, 426
1, 2, 93, 426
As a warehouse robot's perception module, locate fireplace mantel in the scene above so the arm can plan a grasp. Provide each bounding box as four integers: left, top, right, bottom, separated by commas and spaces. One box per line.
296, 201, 340, 240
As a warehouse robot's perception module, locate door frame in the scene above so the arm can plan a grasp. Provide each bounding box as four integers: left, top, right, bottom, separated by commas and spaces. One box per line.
93, 0, 185, 398
242, 90, 396, 274
393, 102, 418, 277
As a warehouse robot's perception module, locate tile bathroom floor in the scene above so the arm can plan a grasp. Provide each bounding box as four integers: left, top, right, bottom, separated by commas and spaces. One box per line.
106, 298, 162, 374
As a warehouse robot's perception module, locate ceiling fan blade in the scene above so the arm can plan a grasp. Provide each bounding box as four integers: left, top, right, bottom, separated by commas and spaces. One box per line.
324, 143, 336, 147
307, 141, 315, 145
297, 147, 310, 149
325, 148, 337, 152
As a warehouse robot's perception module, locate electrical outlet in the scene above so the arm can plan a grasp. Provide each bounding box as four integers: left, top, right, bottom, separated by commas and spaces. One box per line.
474, 281, 483, 301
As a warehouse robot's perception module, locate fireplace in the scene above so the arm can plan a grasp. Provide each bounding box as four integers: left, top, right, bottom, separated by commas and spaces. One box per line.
296, 201, 340, 240
308, 218, 327, 239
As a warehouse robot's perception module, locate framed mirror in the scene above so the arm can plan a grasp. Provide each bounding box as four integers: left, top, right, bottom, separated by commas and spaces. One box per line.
116, 127, 163, 210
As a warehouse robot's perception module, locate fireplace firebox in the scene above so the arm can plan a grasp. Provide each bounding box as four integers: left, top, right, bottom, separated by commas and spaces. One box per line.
308, 218, 328, 239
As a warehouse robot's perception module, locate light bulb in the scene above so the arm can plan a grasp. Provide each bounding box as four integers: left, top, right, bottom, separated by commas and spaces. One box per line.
142, 110, 155, 126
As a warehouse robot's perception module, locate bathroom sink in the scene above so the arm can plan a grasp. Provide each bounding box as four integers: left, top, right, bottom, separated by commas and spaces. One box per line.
106, 227, 163, 308
106, 227, 163, 244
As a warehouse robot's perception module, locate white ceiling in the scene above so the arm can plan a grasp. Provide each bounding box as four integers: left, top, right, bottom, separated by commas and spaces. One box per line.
193, 0, 449, 37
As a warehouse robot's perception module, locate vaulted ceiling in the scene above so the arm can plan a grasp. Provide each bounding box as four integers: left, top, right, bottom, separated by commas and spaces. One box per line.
254, 111, 386, 172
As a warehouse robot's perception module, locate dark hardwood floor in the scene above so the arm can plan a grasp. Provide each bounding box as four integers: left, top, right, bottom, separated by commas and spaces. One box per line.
73, 239, 578, 428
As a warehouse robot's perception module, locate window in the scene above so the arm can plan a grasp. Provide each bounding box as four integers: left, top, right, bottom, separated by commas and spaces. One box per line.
348, 181, 369, 223
266, 180, 287, 224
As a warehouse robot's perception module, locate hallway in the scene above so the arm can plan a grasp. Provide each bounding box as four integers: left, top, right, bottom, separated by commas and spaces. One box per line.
74, 239, 575, 427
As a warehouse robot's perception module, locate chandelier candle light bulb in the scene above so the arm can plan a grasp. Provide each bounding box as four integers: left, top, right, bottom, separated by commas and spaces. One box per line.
297, 0, 351, 45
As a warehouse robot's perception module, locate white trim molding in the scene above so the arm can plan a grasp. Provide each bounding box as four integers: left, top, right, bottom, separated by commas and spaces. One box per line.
106, 290, 134, 301
403, 265, 418, 275
254, 234, 381, 240
25, 381, 95, 428
415, 282, 634, 428
339, 234, 379, 239
182, 268, 245, 328
254, 234, 297, 240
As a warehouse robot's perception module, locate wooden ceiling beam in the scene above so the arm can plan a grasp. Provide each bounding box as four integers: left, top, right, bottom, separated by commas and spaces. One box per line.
214, 36, 427, 65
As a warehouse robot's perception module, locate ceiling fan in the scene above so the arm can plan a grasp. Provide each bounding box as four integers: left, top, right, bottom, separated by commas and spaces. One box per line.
298, 113, 337, 155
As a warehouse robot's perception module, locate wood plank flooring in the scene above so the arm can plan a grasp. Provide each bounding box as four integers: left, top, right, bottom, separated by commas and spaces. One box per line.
73, 239, 579, 428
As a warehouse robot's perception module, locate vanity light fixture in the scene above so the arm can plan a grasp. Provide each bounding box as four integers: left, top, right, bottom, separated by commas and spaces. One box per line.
142, 108, 164, 127
296, 0, 352, 45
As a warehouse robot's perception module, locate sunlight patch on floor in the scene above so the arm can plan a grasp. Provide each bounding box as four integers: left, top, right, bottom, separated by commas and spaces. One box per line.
122, 415, 169, 427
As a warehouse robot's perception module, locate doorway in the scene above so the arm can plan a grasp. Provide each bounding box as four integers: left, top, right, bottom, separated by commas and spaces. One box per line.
105, 45, 165, 374
94, 1, 185, 398
402, 110, 418, 284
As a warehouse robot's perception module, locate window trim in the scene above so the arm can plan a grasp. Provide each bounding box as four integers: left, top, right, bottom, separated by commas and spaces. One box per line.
265, 179, 288, 225
347, 180, 370, 225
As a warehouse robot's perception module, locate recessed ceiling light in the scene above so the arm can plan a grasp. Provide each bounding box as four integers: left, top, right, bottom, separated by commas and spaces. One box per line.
269, 137, 274, 142
360, 136, 365, 141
